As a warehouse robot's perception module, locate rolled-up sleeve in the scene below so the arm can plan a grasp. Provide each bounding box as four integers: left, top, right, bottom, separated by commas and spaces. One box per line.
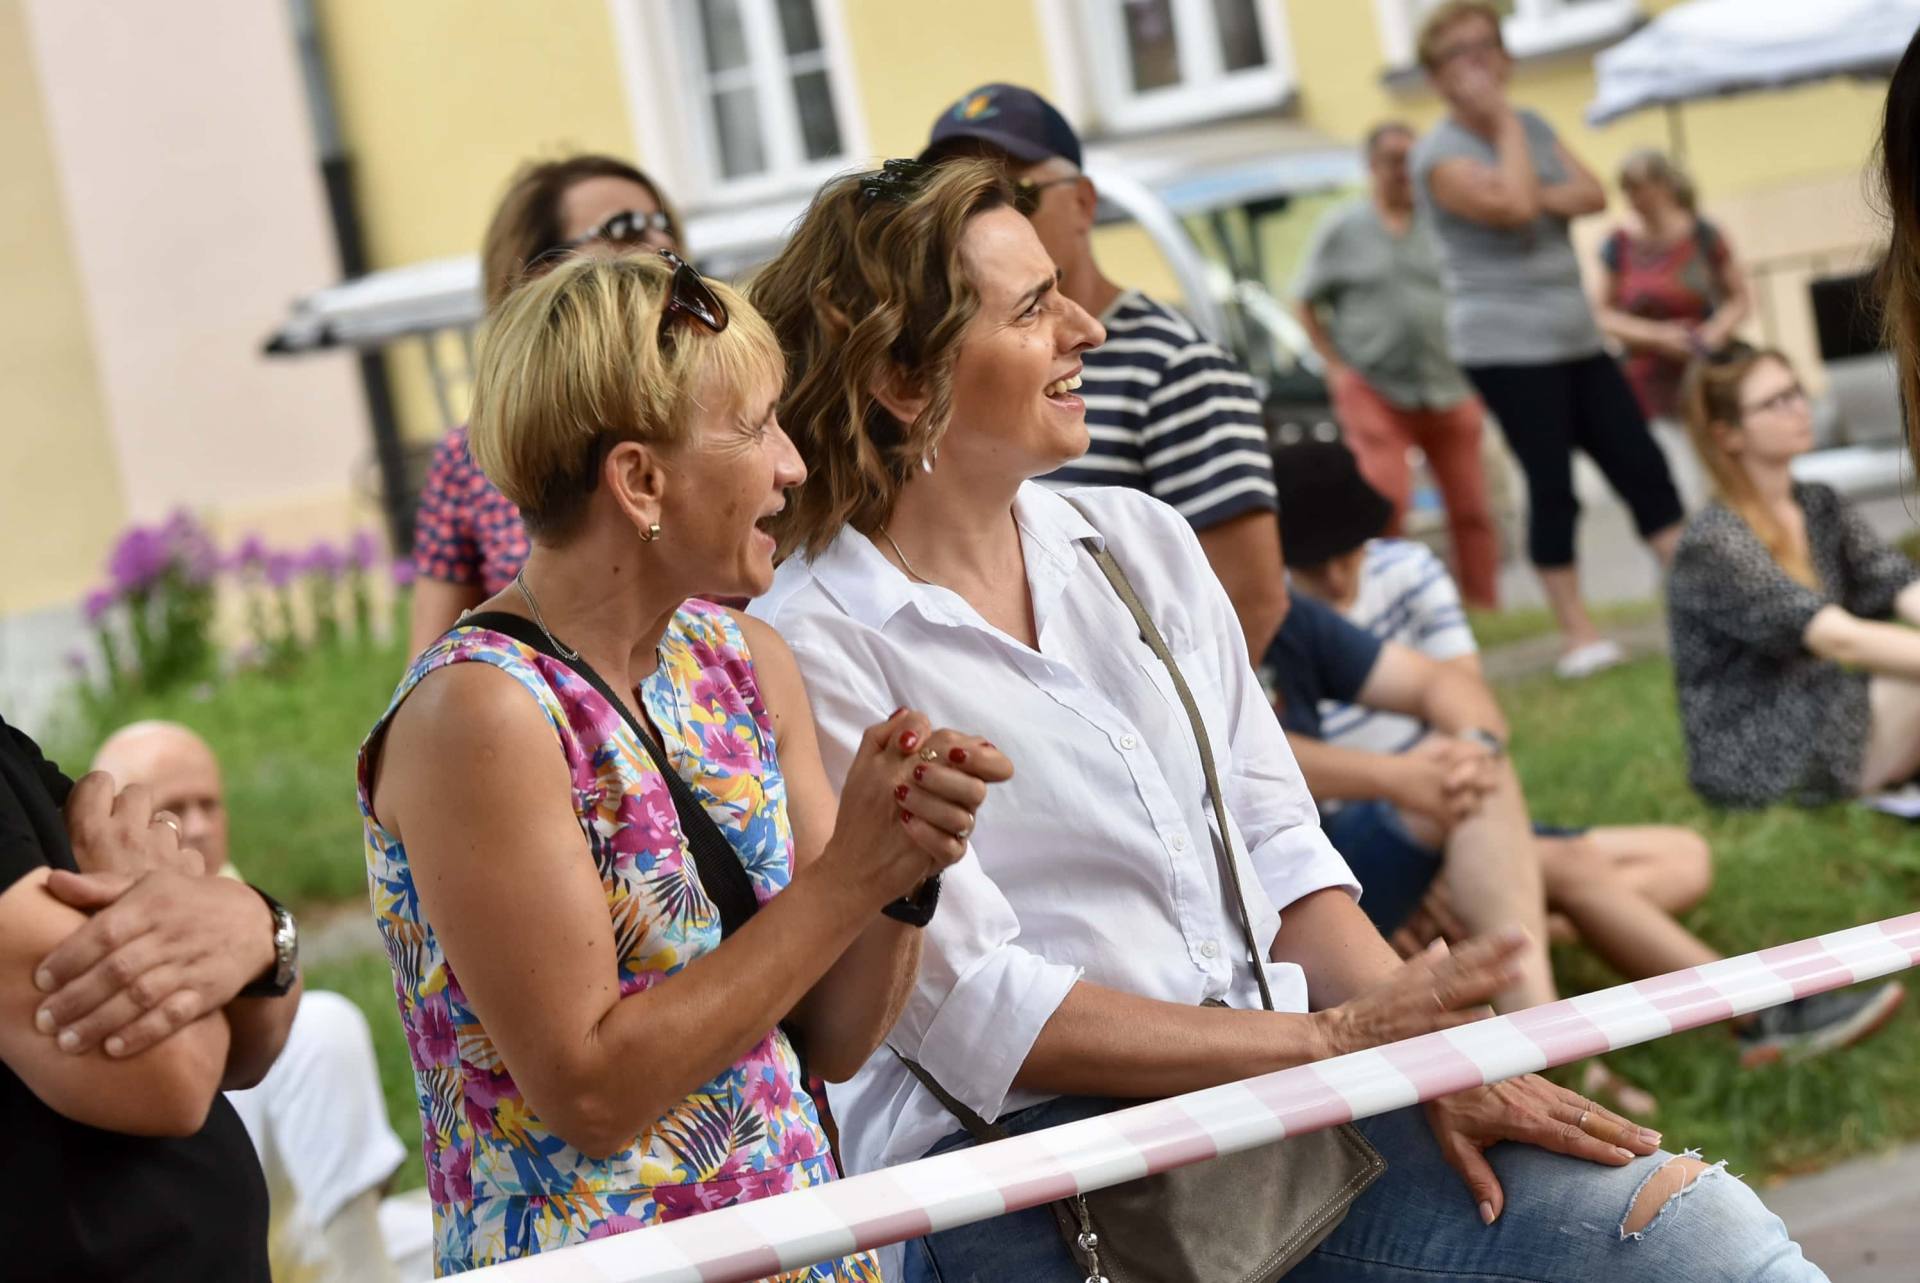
782, 634, 1081, 1124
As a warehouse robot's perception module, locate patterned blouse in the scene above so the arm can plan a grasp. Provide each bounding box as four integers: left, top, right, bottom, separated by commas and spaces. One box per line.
1667, 483, 1919, 808
409, 426, 531, 595
357, 600, 880, 1279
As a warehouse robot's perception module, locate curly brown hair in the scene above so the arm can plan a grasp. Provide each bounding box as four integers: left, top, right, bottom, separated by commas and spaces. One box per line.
748, 159, 1014, 559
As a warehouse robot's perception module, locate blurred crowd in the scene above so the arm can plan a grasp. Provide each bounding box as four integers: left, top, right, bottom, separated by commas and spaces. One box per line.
9, 3, 1920, 1281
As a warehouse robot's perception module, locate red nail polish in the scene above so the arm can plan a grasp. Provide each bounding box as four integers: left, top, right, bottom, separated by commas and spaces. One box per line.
948, 747, 968, 764
894, 783, 910, 801
913, 763, 928, 782
890, 706, 905, 718
899, 732, 920, 752
899, 808, 914, 825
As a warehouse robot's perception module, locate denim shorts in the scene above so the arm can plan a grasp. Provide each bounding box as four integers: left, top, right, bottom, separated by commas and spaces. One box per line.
1325, 804, 1593, 936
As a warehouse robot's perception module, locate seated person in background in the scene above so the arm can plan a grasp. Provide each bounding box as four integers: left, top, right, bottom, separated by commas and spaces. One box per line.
0, 712, 302, 1281
93, 721, 420, 1283
1275, 439, 1712, 939
1672, 344, 1920, 807
1266, 469, 1905, 1066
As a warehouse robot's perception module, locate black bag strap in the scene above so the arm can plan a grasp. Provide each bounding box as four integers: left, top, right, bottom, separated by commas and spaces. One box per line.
458, 610, 762, 939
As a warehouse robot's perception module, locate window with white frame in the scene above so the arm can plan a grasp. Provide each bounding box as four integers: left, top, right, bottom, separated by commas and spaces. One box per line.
1372, 0, 1639, 71
671, 0, 853, 198
1079, 0, 1292, 134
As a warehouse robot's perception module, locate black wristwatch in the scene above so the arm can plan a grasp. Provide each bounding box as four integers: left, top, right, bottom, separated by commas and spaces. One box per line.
238, 886, 300, 999
882, 875, 942, 928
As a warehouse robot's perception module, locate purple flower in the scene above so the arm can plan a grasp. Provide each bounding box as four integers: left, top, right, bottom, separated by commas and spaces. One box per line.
83, 587, 116, 624
106, 526, 169, 595
348, 529, 381, 572
265, 551, 297, 589
160, 509, 219, 584
390, 559, 418, 589
231, 532, 269, 572
301, 540, 344, 579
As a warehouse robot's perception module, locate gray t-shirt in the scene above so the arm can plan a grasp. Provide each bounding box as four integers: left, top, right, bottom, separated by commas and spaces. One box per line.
1411, 109, 1604, 367
1291, 198, 1471, 410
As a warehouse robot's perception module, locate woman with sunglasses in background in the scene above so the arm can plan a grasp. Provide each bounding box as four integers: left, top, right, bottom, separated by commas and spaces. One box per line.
407, 155, 684, 656
359, 251, 1011, 1274
1669, 345, 1920, 810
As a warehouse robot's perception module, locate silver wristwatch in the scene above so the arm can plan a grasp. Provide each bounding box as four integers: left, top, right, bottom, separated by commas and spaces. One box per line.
239, 886, 299, 999
1460, 727, 1506, 759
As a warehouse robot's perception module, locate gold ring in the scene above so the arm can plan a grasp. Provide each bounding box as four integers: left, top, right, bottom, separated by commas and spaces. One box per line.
153, 813, 182, 839
1577, 1110, 1590, 1130
919, 747, 939, 763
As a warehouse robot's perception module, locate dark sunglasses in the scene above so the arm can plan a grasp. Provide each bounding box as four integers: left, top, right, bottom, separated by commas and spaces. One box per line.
655, 248, 728, 344
860, 157, 934, 204
1012, 175, 1079, 217
565, 207, 675, 251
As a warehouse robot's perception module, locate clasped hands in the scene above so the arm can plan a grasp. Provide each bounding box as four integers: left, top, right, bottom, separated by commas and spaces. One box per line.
32, 774, 276, 1060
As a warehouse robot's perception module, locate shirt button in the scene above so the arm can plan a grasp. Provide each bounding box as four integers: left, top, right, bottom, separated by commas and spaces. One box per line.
1171, 834, 1187, 851
1120, 734, 1138, 750
1199, 940, 1219, 959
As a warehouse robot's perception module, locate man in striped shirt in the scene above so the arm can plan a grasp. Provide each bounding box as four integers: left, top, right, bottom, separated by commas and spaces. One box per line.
922, 83, 1290, 659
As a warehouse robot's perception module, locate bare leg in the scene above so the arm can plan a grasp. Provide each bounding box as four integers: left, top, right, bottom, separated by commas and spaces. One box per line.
1413, 762, 1556, 1011
1645, 521, 1683, 568
1564, 826, 1713, 916
1859, 675, 1920, 792
1536, 564, 1603, 652
1537, 834, 1721, 980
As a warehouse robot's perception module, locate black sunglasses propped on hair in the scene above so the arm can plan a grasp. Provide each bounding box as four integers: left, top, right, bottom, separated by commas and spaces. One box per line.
655, 248, 728, 343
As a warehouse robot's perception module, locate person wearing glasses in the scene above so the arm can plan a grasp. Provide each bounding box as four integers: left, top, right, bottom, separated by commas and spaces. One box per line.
358, 251, 1011, 1275
1671, 345, 1920, 810
748, 158, 1818, 1283
1413, 2, 1685, 679
919, 84, 1291, 663
407, 155, 683, 656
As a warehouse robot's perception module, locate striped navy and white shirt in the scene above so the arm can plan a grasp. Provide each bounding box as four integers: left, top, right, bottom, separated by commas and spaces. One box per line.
1041, 289, 1278, 531
1318, 538, 1477, 754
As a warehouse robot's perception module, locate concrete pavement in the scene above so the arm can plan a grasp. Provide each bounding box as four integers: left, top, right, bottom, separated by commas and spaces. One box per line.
1757, 1145, 1920, 1282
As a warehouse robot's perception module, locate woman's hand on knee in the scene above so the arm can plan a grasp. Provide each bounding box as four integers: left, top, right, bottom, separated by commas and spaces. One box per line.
1423, 1075, 1663, 1224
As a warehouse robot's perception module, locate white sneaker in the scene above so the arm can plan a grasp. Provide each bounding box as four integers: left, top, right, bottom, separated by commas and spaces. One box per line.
1554, 638, 1625, 680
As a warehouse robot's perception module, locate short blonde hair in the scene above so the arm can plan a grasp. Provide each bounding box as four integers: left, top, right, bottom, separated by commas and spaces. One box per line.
469, 254, 782, 542
748, 159, 1015, 559
1417, 0, 1505, 70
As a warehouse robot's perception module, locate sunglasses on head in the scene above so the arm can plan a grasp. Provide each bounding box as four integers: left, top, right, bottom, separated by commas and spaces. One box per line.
859, 157, 934, 204
567, 207, 675, 251
655, 248, 728, 345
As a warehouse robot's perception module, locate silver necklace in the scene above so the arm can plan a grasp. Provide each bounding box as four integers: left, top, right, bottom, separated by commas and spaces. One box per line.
879, 528, 932, 585
513, 567, 581, 661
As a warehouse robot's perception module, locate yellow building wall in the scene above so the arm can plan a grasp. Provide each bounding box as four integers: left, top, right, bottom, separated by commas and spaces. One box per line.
0, 0, 126, 614
315, 0, 637, 442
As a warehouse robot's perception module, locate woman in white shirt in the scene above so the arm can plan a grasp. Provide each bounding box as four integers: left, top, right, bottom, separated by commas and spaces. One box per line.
748, 158, 1819, 1283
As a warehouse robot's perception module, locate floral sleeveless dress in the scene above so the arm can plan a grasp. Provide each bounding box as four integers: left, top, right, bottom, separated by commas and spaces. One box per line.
357, 600, 881, 1279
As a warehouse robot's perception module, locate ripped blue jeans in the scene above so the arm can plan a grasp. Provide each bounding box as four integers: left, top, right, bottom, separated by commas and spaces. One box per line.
904, 1098, 1826, 1282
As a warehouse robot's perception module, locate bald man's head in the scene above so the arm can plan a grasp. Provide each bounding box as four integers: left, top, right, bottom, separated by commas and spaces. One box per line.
92, 721, 228, 870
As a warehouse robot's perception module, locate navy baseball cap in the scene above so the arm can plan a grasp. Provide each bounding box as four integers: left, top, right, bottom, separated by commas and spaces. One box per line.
921, 83, 1083, 169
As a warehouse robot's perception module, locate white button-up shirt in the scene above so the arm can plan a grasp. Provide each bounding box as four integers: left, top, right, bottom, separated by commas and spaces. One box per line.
751, 483, 1357, 1182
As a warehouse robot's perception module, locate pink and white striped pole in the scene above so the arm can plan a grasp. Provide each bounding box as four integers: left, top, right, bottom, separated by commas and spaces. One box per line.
466, 912, 1920, 1283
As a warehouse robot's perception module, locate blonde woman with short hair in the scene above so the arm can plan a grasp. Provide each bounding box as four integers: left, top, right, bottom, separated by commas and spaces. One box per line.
358, 252, 1010, 1275
1670, 345, 1920, 808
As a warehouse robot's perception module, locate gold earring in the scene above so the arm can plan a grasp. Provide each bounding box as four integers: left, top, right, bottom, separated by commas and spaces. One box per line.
640, 521, 662, 543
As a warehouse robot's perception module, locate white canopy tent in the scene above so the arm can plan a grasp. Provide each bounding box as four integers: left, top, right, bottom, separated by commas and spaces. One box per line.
1587, 0, 1920, 129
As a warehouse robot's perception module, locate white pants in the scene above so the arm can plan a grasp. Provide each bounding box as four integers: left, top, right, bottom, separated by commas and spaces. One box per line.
225, 990, 425, 1281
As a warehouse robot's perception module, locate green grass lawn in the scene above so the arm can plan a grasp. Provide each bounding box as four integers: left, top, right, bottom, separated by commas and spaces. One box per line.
1466, 598, 1663, 650
1505, 658, 1920, 1183
48, 618, 1919, 1192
